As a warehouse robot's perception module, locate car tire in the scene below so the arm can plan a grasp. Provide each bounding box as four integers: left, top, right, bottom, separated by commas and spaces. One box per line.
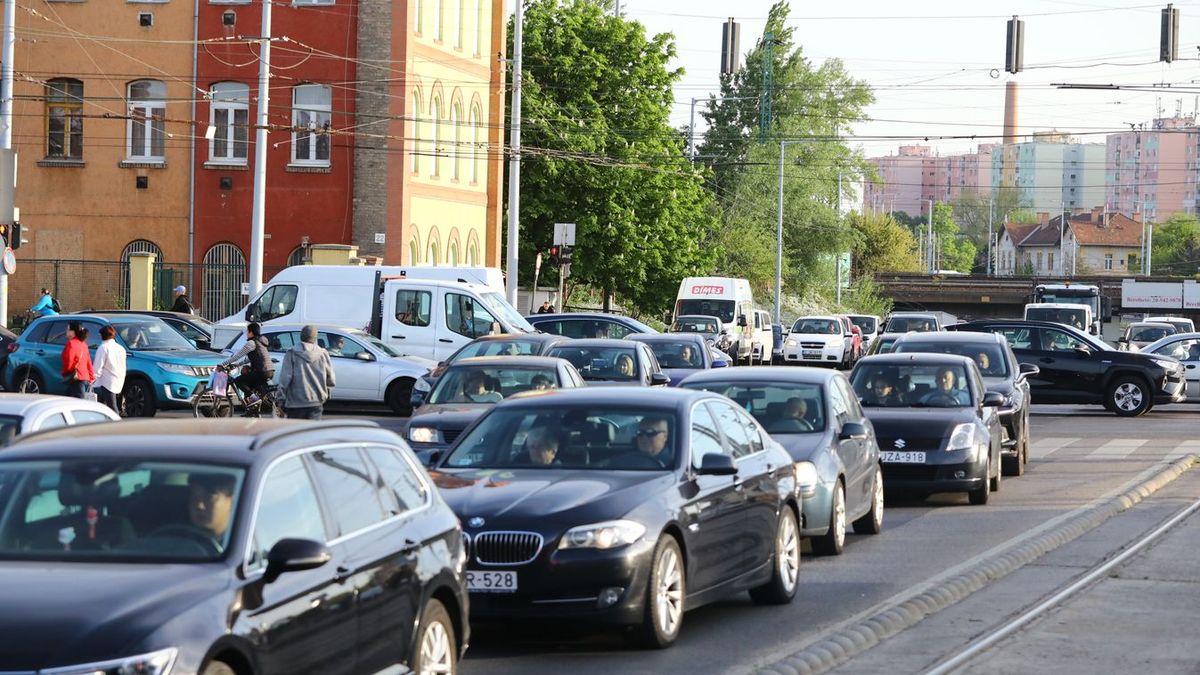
749, 506, 800, 606
968, 457, 990, 505
121, 377, 158, 418
852, 466, 884, 535
989, 452, 1002, 492
1003, 422, 1027, 477
16, 368, 43, 395
387, 377, 415, 417
1107, 376, 1151, 417
200, 662, 236, 675
812, 481, 847, 556
635, 535, 685, 649
412, 598, 457, 675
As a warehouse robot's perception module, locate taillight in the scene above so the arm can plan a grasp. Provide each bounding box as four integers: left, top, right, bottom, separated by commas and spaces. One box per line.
6, 343, 17, 353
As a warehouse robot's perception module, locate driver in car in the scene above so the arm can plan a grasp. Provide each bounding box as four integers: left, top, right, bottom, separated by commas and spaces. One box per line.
187, 473, 237, 547
973, 350, 997, 377
773, 397, 814, 432
629, 415, 671, 468
921, 367, 969, 406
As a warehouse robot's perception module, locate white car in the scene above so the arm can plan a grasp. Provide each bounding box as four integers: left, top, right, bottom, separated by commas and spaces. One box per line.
783, 316, 851, 367
750, 309, 775, 365
1145, 316, 1195, 334
0, 394, 120, 444
1141, 331, 1200, 397
224, 324, 436, 415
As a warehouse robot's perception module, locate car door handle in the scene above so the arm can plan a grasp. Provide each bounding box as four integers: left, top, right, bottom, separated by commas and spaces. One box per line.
390, 335, 406, 339
334, 565, 352, 583
438, 339, 453, 344
34, 349, 44, 356
1187, 364, 1197, 370
399, 539, 420, 556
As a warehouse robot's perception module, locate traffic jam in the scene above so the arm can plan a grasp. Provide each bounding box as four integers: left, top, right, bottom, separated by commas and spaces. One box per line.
0, 269, 1195, 675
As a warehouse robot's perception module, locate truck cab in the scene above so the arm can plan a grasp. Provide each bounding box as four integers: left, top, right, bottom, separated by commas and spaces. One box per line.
1024, 302, 1094, 335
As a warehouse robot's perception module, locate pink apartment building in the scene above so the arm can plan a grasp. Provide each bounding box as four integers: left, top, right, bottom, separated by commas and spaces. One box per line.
1106, 116, 1196, 219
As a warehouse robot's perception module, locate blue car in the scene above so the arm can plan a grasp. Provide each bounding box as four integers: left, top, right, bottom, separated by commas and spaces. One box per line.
6, 314, 222, 417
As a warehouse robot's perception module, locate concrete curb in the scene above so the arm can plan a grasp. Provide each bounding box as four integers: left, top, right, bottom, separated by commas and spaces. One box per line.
755, 455, 1198, 675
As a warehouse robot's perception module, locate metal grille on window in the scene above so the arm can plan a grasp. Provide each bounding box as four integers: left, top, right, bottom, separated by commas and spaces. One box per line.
119, 239, 163, 309
202, 243, 247, 321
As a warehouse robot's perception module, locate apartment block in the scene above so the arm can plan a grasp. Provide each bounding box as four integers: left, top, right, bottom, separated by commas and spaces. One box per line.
1105, 116, 1196, 220
863, 145, 930, 216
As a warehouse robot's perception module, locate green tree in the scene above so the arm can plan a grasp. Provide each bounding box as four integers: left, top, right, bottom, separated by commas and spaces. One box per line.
931, 202, 976, 272
847, 210, 921, 278
510, 0, 719, 314
1150, 214, 1200, 275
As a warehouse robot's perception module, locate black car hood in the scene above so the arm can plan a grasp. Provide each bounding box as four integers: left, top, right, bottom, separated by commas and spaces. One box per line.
984, 377, 1014, 397
1094, 348, 1173, 368
0, 561, 230, 669
862, 406, 978, 429
409, 404, 490, 429
433, 469, 672, 526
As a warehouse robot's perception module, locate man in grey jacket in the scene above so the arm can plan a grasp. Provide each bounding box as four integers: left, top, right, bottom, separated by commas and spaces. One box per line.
278, 325, 336, 419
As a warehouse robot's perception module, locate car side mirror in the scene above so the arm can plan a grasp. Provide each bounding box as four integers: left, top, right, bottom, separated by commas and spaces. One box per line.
650, 372, 671, 387
737, 315, 748, 327
355, 351, 375, 362
264, 538, 331, 584
838, 422, 869, 441
982, 391, 1005, 408
712, 359, 729, 369
1018, 363, 1039, 379
1073, 346, 1091, 357
697, 453, 737, 476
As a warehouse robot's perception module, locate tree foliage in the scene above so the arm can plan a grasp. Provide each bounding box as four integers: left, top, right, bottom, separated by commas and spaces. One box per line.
1150, 214, 1200, 276
847, 210, 921, 278
931, 202, 977, 272
509, 0, 719, 314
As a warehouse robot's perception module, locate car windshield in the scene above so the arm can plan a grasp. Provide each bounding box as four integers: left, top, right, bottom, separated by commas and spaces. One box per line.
884, 316, 937, 333
644, 341, 703, 368
0, 460, 245, 562
672, 317, 719, 333
443, 407, 677, 471
548, 346, 639, 381
356, 333, 401, 358
113, 319, 196, 351
1164, 321, 1192, 333
850, 317, 877, 334
453, 339, 541, 361
893, 341, 1010, 377
480, 292, 536, 333
0, 414, 21, 446
676, 299, 735, 323
429, 366, 559, 404
851, 363, 974, 408
793, 319, 839, 334
682, 382, 826, 434
1130, 326, 1174, 342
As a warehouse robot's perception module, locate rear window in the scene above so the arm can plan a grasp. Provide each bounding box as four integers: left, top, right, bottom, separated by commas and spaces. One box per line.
893, 341, 1009, 377
850, 317, 877, 334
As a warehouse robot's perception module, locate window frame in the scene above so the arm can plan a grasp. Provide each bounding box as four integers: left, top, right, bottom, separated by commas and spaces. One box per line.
208, 81, 250, 164
244, 452, 330, 573
126, 79, 167, 161
305, 446, 391, 538
290, 83, 332, 167
45, 78, 84, 160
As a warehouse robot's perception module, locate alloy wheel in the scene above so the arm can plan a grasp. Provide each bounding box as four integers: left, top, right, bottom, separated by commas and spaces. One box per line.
871, 470, 884, 528
1113, 383, 1144, 412
655, 546, 684, 637
18, 373, 39, 394
832, 484, 846, 550
777, 510, 800, 594
418, 619, 453, 675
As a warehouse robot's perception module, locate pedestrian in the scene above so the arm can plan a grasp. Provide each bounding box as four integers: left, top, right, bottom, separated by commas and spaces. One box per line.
171, 285, 195, 315
61, 321, 95, 399
536, 299, 556, 314
30, 287, 58, 317
278, 324, 335, 420
91, 325, 127, 414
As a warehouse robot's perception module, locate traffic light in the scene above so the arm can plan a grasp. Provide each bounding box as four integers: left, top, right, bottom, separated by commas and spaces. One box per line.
10, 222, 20, 250
0, 223, 8, 248
1005, 15, 1024, 74
560, 245, 574, 263
1161, 3, 1180, 63
546, 245, 561, 266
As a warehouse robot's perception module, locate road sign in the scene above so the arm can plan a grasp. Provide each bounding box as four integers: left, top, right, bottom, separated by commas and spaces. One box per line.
553, 223, 576, 246
2, 248, 15, 275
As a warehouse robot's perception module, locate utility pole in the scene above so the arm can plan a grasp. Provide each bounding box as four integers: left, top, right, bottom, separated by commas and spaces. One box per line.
835, 168, 843, 305
247, 0, 272, 297
0, 0, 14, 326
504, 0, 524, 305
987, 200, 994, 277
688, 96, 757, 162
925, 199, 935, 273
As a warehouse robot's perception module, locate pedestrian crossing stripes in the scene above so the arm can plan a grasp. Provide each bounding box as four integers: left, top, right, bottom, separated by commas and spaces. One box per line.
1028, 437, 1200, 462
1086, 439, 1147, 460
1030, 437, 1077, 459
1165, 440, 1200, 463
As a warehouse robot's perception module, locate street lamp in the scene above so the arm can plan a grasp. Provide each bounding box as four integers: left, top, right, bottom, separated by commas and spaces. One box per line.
688, 96, 759, 161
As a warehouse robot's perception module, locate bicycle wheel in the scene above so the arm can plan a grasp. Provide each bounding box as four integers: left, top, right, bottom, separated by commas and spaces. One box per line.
193, 390, 233, 418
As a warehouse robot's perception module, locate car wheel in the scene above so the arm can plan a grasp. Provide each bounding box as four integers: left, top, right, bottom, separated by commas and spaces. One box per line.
16, 368, 43, 395
968, 457, 990, 505
852, 466, 884, 535
749, 506, 800, 605
812, 480, 846, 555
121, 377, 157, 418
989, 451, 1002, 492
1003, 422, 1027, 477
200, 662, 236, 675
635, 535, 685, 649
1107, 376, 1151, 417
387, 378, 415, 417
193, 391, 232, 418
412, 598, 456, 675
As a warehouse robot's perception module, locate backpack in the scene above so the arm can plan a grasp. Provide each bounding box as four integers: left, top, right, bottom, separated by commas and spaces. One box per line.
50, 297, 61, 313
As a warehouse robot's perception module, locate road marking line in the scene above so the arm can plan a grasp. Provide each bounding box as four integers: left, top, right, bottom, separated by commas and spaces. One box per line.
1165, 440, 1200, 462
1086, 438, 1148, 460
1029, 437, 1078, 459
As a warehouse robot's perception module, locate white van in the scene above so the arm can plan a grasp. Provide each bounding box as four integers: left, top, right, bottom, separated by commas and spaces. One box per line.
750, 309, 774, 365
673, 277, 755, 363
215, 266, 531, 360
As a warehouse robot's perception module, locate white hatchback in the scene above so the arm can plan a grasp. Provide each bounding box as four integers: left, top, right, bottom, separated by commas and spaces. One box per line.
783, 316, 850, 367
0, 394, 120, 444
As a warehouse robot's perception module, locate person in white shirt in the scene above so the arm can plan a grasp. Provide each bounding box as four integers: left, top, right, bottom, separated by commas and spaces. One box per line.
92, 325, 127, 414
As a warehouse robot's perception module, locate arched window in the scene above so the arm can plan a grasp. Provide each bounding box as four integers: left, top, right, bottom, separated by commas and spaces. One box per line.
120, 239, 163, 308
287, 246, 308, 267
467, 240, 478, 266
456, 0, 465, 49
448, 241, 459, 266
409, 237, 420, 265
450, 102, 461, 181
430, 96, 442, 177
127, 80, 166, 160
411, 90, 422, 174
435, 0, 444, 41
202, 243, 247, 321
46, 78, 83, 159
427, 240, 439, 266
415, 0, 423, 33
475, 0, 484, 56
209, 82, 249, 164
469, 105, 481, 184
292, 84, 331, 166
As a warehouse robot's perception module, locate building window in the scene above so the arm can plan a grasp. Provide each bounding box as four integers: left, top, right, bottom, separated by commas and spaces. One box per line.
448, 241, 458, 266
46, 79, 83, 160
127, 80, 166, 161
430, 96, 441, 177
1048, 252, 1055, 272
469, 105, 481, 183
475, 0, 484, 55
1036, 251, 1043, 270
435, 0, 444, 40
450, 102, 461, 181
411, 91, 422, 174
292, 84, 331, 166
415, 0, 422, 33
209, 82, 249, 164
467, 240, 478, 266
1104, 253, 1114, 270
456, 0, 464, 48
427, 240, 439, 266
409, 237, 419, 265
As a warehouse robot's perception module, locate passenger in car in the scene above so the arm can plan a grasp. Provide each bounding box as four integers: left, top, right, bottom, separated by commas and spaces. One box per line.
518, 428, 560, 466
772, 398, 814, 433
615, 354, 636, 378
531, 374, 554, 391
188, 473, 237, 545
463, 371, 503, 403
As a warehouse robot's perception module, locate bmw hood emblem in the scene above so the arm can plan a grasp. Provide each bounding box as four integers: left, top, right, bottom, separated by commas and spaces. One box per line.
467, 517, 485, 528
894, 439, 907, 449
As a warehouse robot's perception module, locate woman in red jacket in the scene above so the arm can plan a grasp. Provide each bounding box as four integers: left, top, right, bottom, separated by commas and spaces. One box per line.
61, 321, 96, 399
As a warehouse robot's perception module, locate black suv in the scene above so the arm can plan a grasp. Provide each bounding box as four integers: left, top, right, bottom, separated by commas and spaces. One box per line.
949, 320, 1186, 417
0, 419, 468, 675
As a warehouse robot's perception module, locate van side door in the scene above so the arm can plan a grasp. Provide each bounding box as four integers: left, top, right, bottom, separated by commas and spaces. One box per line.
440, 289, 500, 360
382, 284, 438, 360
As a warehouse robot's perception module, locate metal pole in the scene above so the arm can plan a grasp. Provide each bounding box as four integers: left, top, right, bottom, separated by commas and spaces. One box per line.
0, 0, 15, 327
1147, 221, 1153, 276
775, 142, 785, 324
1060, 203, 1066, 277
688, 97, 697, 162
247, 0, 272, 297
835, 168, 843, 305
504, 0, 524, 304
926, 199, 934, 273
987, 200, 993, 277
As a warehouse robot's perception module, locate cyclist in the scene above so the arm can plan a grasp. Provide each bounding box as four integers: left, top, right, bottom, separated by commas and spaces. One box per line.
218, 322, 274, 405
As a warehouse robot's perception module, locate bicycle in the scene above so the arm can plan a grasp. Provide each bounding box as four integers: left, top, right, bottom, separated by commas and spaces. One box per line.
192, 366, 285, 419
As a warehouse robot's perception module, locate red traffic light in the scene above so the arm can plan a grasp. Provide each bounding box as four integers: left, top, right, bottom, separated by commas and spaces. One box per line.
548, 245, 561, 257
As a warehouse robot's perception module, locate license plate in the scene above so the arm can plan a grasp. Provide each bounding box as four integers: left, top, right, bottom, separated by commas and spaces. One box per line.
802, 350, 821, 358
466, 570, 517, 593
881, 451, 926, 464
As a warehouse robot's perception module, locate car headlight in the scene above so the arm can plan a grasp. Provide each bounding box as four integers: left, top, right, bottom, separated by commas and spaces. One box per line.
1151, 357, 1179, 371
157, 362, 194, 375
558, 519, 646, 550
947, 423, 976, 451
413, 377, 432, 393
408, 426, 441, 444
793, 461, 818, 495
42, 648, 177, 675
785, 339, 797, 348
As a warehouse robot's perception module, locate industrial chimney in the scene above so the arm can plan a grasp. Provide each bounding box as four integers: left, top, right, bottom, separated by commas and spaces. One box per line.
1003, 81, 1019, 144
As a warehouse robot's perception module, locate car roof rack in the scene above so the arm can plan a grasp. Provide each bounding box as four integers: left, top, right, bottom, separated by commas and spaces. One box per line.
249, 420, 381, 451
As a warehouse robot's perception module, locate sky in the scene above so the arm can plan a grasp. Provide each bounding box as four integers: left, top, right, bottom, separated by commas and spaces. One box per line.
620, 0, 1200, 159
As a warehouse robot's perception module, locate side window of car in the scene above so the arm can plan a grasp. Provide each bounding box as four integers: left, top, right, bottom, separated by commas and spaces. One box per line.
710, 401, 755, 458
607, 321, 634, 339
690, 402, 726, 468
828, 382, 851, 425
319, 332, 368, 360
1156, 338, 1200, 361
1042, 329, 1086, 353
71, 410, 112, 424
43, 321, 70, 345
734, 405, 765, 454
993, 327, 1037, 351
836, 378, 863, 418
264, 332, 298, 353
21, 321, 50, 344
308, 447, 389, 536
250, 455, 328, 570
82, 323, 104, 349
395, 290, 432, 328
364, 445, 429, 514
554, 320, 588, 339
36, 413, 68, 431
445, 293, 497, 339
